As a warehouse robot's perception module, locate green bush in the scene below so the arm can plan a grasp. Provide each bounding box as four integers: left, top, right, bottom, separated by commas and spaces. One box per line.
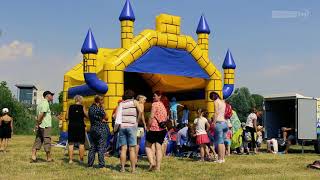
0, 81, 61, 135
0, 81, 35, 134
226, 87, 263, 122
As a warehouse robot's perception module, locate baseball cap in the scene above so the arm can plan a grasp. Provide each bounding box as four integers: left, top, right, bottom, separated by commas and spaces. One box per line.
2, 108, 9, 114
43, 91, 55, 98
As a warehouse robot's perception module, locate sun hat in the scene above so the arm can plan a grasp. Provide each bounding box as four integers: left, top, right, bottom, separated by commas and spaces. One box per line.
2, 108, 9, 114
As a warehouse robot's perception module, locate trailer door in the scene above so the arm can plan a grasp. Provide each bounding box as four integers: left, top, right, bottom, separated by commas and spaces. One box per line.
297, 98, 317, 140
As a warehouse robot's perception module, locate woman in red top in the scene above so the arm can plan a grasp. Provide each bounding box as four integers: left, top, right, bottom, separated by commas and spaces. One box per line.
146, 91, 168, 171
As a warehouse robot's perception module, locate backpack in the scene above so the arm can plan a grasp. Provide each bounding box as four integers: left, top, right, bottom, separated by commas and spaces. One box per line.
225, 103, 233, 119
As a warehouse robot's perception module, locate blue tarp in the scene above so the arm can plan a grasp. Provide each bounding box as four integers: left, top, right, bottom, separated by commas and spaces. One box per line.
125, 46, 210, 79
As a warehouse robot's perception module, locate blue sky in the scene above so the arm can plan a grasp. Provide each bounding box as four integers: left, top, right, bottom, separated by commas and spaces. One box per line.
0, 0, 319, 99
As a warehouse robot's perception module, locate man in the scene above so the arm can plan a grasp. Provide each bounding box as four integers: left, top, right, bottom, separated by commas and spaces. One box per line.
282, 127, 295, 154
115, 90, 142, 173
31, 91, 54, 162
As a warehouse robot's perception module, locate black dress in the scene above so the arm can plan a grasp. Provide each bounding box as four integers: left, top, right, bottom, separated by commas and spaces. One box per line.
68, 104, 86, 144
0, 121, 12, 139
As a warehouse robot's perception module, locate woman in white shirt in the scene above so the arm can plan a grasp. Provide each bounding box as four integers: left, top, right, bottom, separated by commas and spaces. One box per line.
245, 108, 263, 154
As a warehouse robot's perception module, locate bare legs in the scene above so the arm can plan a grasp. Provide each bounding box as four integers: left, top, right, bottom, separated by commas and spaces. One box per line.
0, 138, 8, 152
68, 143, 85, 163
146, 142, 163, 171
69, 143, 74, 163
155, 143, 163, 171
218, 144, 225, 161
120, 145, 137, 173
225, 145, 230, 156
146, 142, 156, 170
0, 138, 3, 151
136, 138, 141, 164
200, 144, 205, 161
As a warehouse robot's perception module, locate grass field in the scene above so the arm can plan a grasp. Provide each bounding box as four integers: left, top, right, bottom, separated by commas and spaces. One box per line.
0, 135, 319, 180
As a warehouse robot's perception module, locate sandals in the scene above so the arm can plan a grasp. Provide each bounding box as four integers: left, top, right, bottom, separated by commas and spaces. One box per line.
46, 159, 54, 162
30, 159, 37, 163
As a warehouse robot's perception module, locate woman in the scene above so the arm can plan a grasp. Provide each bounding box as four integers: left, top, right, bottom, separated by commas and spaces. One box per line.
145, 91, 168, 171
136, 95, 147, 166
67, 95, 88, 164
209, 92, 228, 163
245, 108, 262, 154
88, 95, 109, 169
0, 108, 13, 153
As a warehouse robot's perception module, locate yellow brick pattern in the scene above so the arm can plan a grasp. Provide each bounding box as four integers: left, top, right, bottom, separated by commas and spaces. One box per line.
198, 33, 209, 58
224, 69, 235, 85
83, 54, 97, 73
121, 20, 134, 48
156, 14, 181, 35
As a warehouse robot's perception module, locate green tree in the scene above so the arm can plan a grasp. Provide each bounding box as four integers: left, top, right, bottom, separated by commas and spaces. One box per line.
226, 87, 262, 122
0, 81, 35, 134
58, 91, 63, 104
251, 94, 264, 111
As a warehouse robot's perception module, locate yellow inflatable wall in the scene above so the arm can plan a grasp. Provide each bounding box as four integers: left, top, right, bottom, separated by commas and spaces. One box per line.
62, 1, 236, 132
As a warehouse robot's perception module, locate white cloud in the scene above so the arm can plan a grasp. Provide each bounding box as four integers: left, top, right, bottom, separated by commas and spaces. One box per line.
262, 63, 303, 77
0, 40, 33, 60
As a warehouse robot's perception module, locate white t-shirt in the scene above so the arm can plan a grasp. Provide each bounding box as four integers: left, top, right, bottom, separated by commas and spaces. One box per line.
194, 117, 208, 135
246, 113, 257, 128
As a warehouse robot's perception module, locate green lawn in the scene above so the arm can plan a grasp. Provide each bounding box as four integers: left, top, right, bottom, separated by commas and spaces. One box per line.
0, 135, 319, 180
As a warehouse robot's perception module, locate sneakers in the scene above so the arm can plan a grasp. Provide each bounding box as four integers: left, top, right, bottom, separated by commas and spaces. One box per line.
214, 159, 225, 163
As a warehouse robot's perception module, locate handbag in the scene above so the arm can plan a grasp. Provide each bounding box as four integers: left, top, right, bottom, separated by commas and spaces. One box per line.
155, 116, 169, 129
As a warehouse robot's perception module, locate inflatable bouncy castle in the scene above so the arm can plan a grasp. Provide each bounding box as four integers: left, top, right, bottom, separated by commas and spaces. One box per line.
61, 0, 236, 132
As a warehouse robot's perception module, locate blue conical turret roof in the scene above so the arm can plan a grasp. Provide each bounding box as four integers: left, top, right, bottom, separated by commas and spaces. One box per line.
196, 15, 211, 34
119, 0, 135, 21
81, 29, 98, 54
222, 49, 236, 69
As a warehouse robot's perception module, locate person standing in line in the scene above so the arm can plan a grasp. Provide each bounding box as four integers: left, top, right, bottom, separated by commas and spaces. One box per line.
67, 95, 88, 164
0, 108, 13, 153
87, 95, 109, 169
31, 91, 54, 162
145, 91, 168, 172
210, 91, 228, 163
245, 108, 263, 154
117, 90, 142, 173
194, 108, 210, 161
135, 95, 147, 166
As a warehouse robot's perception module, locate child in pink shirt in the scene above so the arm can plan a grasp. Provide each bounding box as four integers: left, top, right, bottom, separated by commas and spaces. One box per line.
225, 122, 233, 156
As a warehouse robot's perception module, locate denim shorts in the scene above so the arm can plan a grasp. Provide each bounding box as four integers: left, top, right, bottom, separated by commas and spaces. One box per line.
171, 110, 178, 121
224, 139, 231, 146
118, 126, 137, 147
214, 121, 228, 145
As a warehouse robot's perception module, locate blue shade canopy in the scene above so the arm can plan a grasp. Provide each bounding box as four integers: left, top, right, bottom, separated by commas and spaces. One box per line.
222, 49, 236, 69
196, 15, 211, 34
81, 29, 98, 54
119, 0, 135, 21
125, 47, 210, 79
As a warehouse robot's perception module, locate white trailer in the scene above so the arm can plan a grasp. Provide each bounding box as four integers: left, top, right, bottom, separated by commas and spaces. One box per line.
263, 93, 320, 153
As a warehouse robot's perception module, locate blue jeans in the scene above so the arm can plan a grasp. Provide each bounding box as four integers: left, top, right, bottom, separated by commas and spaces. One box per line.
214, 121, 228, 145
118, 127, 137, 147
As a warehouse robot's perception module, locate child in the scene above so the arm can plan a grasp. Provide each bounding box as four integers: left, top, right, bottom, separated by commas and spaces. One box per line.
170, 97, 183, 127
208, 117, 218, 159
181, 105, 189, 126
225, 121, 233, 156
194, 108, 210, 161
256, 125, 264, 152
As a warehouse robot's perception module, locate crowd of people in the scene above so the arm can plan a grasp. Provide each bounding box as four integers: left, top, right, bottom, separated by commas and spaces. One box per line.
0, 89, 299, 173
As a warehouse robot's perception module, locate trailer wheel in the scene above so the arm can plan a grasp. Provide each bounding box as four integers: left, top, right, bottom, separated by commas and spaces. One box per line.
314, 140, 320, 154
